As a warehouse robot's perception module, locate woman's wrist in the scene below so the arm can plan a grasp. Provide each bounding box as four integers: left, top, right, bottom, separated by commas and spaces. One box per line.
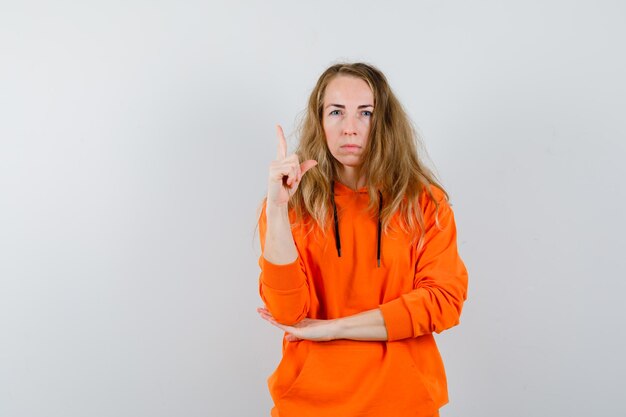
265, 199, 289, 216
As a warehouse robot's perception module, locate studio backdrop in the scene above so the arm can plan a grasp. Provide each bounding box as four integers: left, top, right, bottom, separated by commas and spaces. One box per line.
1, 1, 624, 416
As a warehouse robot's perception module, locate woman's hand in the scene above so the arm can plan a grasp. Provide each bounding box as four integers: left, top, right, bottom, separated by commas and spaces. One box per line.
257, 307, 337, 342
267, 125, 317, 208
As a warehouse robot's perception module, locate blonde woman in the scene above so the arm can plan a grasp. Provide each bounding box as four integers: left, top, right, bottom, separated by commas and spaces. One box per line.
256, 63, 468, 417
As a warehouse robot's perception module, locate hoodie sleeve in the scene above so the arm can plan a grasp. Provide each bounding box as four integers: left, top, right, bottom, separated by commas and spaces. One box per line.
257, 204, 310, 325
378, 188, 468, 341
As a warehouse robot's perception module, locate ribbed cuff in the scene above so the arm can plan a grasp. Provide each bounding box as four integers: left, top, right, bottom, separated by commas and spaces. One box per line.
379, 296, 414, 341
260, 256, 306, 291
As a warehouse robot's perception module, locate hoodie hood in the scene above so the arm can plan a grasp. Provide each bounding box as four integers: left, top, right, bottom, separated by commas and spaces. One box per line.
332, 180, 369, 195
331, 180, 383, 267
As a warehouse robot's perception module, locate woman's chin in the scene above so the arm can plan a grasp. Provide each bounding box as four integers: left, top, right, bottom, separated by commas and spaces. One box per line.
334, 156, 363, 168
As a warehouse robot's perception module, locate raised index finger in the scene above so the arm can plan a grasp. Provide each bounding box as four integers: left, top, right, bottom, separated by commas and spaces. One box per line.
276, 125, 287, 160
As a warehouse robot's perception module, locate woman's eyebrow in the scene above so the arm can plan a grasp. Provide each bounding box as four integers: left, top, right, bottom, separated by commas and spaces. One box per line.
325, 104, 374, 109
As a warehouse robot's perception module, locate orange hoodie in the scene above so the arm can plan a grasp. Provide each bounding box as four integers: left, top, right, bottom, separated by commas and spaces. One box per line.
258, 182, 468, 417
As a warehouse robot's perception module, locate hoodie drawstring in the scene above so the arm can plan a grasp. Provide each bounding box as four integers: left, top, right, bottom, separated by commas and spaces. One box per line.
331, 181, 383, 268
331, 182, 342, 257
376, 192, 382, 267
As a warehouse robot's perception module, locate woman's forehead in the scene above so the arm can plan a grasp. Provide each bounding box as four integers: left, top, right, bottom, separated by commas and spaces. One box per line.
323, 75, 374, 105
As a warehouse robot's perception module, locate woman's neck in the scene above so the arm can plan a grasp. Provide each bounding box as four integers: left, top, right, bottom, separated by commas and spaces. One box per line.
337, 167, 366, 190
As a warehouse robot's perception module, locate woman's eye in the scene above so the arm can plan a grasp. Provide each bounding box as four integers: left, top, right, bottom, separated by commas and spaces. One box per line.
362, 111, 373, 117
329, 110, 341, 116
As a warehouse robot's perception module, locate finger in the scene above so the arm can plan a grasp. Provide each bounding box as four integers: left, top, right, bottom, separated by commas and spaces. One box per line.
286, 155, 302, 184
276, 125, 287, 161
258, 310, 284, 329
257, 308, 274, 321
269, 161, 295, 185
285, 165, 297, 187
257, 309, 271, 321
259, 312, 281, 328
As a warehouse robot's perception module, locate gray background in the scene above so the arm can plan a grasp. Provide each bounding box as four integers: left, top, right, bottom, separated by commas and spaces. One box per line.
1, 1, 625, 416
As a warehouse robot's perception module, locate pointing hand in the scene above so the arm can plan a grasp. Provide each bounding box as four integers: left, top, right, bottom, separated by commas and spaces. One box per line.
267, 125, 317, 207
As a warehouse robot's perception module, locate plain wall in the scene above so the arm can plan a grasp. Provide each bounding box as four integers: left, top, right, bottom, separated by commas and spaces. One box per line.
1, 1, 625, 416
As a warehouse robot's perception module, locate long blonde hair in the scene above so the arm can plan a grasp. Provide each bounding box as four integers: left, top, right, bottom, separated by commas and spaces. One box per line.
278, 63, 446, 244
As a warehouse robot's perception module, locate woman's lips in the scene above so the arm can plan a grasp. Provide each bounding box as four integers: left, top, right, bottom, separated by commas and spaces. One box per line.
341, 144, 360, 150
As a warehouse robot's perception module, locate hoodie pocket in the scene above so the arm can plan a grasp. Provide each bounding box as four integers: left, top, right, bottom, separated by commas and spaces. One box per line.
267, 340, 314, 403
405, 335, 448, 405
275, 341, 318, 401
276, 339, 435, 410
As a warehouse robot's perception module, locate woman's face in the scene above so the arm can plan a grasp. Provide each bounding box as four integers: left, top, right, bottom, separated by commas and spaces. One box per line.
322, 75, 374, 170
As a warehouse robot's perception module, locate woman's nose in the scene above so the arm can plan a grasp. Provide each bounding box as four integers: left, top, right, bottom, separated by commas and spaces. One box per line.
342, 116, 358, 135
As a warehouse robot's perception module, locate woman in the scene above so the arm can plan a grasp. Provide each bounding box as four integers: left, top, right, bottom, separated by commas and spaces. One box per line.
256, 63, 468, 417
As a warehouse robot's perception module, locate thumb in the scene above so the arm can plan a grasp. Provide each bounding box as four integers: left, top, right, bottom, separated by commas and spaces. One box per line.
299, 160, 318, 177
285, 333, 301, 342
